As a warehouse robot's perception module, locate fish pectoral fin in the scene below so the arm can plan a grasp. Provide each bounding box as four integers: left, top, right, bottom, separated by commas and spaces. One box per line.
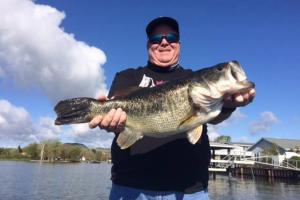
179, 115, 203, 144
179, 114, 200, 129
117, 128, 143, 149
187, 125, 203, 144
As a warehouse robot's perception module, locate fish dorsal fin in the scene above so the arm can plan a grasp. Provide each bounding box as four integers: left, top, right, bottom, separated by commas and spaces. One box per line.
187, 125, 203, 144
116, 127, 143, 149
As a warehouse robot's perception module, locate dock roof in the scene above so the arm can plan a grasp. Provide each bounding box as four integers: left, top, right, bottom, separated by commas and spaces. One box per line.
248, 137, 300, 151
264, 138, 300, 150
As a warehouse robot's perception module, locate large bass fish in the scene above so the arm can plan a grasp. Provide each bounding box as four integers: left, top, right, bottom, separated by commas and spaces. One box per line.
54, 61, 254, 149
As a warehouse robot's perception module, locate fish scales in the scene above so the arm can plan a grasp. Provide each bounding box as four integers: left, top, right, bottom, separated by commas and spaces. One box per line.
89, 82, 195, 136
126, 85, 194, 136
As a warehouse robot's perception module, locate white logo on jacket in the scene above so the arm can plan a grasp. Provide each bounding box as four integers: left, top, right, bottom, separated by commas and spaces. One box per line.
138, 74, 155, 88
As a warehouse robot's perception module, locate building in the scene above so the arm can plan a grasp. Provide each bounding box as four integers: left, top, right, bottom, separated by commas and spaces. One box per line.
248, 138, 300, 164
209, 142, 255, 173
211, 142, 253, 160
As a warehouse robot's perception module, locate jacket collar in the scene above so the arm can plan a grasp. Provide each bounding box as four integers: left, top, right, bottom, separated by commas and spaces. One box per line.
147, 61, 180, 73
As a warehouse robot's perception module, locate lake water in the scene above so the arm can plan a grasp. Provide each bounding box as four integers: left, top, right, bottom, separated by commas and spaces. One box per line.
0, 161, 299, 200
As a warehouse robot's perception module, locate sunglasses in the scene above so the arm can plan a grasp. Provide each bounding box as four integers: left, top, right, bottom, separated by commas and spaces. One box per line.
148, 33, 180, 44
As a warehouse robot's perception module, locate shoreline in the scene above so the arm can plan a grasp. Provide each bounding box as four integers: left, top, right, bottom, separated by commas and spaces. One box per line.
0, 159, 103, 163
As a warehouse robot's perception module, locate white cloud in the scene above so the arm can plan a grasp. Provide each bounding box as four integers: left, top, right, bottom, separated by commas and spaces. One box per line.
217, 108, 246, 127
0, 66, 5, 78
207, 109, 246, 141
34, 117, 61, 141
231, 109, 246, 121
0, 0, 107, 103
0, 99, 113, 147
0, 99, 33, 143
207, 125, 221, 141
66, 124, 114, 148
0, 99, 58, 146
250, 111, 279, 135
236, 136, 251, 143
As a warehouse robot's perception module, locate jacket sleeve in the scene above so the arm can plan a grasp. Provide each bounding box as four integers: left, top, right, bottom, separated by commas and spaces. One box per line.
108, 68, 139, 99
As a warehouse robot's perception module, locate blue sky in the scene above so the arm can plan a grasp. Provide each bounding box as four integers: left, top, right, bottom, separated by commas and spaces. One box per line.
0, 0, 299, 147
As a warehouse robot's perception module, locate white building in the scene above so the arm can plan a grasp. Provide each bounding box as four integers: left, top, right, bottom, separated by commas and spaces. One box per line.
248, 138, 300, 165
210, 142, 254, 159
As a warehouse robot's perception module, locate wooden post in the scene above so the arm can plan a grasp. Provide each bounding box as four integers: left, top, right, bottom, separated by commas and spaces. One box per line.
212, 149, 216, 179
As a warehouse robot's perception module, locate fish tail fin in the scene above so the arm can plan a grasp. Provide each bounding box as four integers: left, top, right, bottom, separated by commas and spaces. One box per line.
54, 97, 99, 125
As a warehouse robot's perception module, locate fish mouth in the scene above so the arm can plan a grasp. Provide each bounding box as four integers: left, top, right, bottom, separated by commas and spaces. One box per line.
227, 61, 255, 93
237, 80, 255, 91
229, 61, 247, 82
225, 79, 255, 95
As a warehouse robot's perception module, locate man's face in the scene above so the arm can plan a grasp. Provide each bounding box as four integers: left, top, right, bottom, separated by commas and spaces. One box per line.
148, 25, 180, 67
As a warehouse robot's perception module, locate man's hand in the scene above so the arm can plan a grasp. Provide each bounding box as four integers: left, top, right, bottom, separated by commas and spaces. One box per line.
223, 88, 256, 108
88, 95, 127, 133
209, 88, 255, 125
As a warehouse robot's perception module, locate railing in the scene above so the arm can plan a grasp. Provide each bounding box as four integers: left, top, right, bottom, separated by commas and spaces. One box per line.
243, 155, 300, 171
210, 155, 300, 171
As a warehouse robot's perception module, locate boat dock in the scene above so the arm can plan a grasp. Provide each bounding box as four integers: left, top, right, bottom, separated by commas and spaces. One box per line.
209, 142, 300, 179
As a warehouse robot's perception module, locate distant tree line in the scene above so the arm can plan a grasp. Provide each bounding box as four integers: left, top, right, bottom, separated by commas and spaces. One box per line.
0, 146, 26, 160
0, 140, 111, 162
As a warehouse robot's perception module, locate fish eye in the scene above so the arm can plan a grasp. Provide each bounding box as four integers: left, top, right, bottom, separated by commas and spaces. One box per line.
216, 65, 224, 71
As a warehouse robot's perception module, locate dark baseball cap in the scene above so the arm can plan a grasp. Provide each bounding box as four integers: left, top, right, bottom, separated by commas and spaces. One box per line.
146, 17, 179, 37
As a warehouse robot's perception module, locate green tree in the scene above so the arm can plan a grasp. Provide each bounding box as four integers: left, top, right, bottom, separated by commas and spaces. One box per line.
81, 148, 95, 161
69, 146, 82, 162
49, 140, 61, 161
60, 145, 68, 161
290, 156, 300, 161
215, 135, 231, 143
95, 151, 103, 161
24, 143, 40, 159
261, 144, 279, 163
262, 144, 279, 156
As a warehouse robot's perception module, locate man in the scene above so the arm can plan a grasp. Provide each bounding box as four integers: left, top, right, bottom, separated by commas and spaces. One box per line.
89, 17, 255, 200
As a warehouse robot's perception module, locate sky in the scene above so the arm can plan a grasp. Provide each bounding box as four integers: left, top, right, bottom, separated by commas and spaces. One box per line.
0, 0, 300, 148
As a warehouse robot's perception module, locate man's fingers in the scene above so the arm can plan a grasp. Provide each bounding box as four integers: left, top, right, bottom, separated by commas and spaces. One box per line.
119, 111, 127, 124
89, 115, 103, 129
234, 90, 254, 106
234, 93, 244, 103
109, 108, 123, 129
243, 92, 250, 101
97, 95, 108, 102
249, 88, 256, 96
100, 109, 116, 128
116, 111, 127, 133
249, 88, 256, 102
88, 108, 127, 133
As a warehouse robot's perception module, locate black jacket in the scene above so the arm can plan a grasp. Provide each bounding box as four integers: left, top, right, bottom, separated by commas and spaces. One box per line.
108, 63, 211, 193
